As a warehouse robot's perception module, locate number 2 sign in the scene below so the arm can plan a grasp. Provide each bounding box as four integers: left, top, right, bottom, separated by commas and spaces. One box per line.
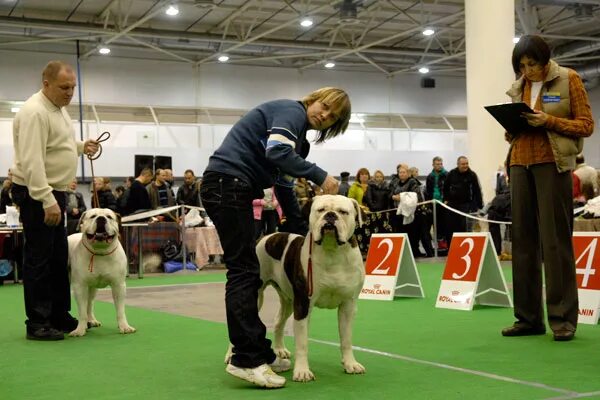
573, 233, 600, 325
360, 233, 424, 301
436, 232, 512, 311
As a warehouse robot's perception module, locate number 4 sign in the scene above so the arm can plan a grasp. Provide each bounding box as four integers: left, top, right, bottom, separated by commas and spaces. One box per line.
359, 233, 424, 301
436, 232, 512, 310
573, 233, 600, 325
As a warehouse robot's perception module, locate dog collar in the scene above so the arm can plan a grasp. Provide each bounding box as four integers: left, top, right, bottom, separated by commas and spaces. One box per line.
82, 240, 118, 273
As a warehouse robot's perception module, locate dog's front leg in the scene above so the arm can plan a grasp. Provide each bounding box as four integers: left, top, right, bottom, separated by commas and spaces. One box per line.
69, 283, 89, 337
87, 287, 102, 328
111, 282, 136, 334
338, 299, 365, 374
293, 316, 314, 382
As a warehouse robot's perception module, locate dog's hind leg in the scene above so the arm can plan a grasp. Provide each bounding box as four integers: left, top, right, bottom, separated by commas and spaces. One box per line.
273, 295, 292, 359
69, 284, 89, 337
338, 299, 365, 374
86, 287, 102, 328
111, 282, 136, 334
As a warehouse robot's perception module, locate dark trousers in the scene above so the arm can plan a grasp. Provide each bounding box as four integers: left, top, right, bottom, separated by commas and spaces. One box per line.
10, 184, 70, 332
510, 164, 578, 332
446, 202, 470, 245
200, 172, 275, 368
391, 214, 420, 256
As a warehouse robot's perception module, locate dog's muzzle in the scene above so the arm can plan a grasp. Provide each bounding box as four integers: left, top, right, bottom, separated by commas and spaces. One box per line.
315, 212, 345, 245
86, 216, 116, 243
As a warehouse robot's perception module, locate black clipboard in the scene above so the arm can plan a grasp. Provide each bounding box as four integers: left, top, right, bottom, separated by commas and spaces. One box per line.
484, 102, 534, 134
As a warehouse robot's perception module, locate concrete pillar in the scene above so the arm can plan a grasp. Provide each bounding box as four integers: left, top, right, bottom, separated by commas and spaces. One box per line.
465, 0, 515, 203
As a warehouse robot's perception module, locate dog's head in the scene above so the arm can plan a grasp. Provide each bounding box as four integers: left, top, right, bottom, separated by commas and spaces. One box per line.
78, 208, 120, 250
309, 195, 362, 246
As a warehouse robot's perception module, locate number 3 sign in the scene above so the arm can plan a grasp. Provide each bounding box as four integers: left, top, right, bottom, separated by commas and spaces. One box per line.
436, 232, 512, 311
360, 233, 424, 301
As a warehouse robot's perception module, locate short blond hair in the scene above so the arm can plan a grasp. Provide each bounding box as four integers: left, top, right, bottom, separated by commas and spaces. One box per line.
302, 87, 351, 143
42, 60, 73, 82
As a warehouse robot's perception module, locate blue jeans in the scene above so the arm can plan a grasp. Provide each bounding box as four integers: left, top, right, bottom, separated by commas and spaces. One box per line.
200, 172, 276, 368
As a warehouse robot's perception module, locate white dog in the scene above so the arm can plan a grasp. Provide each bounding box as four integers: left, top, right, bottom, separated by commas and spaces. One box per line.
67, 208, 136, 336
227, 195, 365, 382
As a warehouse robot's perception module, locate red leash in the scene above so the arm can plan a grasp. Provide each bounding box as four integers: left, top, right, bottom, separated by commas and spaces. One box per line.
307, 233, 313, 298
81, 240, 117, 273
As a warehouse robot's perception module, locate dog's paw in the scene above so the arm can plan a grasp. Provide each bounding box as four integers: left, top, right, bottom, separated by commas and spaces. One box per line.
293, 367, 315, 382
87, 320, 102, 328
274, 347, 291, 359
119, 324, 136, 334
68, 327, 87, 337
343, 361, 365, 374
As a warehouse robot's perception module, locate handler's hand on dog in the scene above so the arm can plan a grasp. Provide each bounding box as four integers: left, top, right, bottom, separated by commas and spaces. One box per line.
83, 139, 100, 156
44, 204, 61, 226
320, 175, 339, 195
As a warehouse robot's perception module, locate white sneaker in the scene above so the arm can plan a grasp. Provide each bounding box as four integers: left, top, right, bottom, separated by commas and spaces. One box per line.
226, 363, 286, 388
269, 357, 291, 373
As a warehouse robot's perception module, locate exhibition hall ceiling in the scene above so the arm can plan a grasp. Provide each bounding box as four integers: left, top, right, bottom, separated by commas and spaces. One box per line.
0, 0, 599, 82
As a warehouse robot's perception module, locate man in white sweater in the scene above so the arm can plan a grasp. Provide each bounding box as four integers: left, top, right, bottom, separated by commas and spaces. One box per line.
11, 60, 98, 341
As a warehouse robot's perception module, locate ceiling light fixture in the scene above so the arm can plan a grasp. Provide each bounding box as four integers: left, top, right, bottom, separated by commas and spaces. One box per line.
166, 4, 179, 16
513, 36, 520, 44
418, 67, 429, 74
349, 113, 364, 123
324, 61, 335, 69
300, 17, 313, 27
422, 28, 435, 36
98, 46, 111, 55
217, 54, 229, 62
11, 107, 20, 113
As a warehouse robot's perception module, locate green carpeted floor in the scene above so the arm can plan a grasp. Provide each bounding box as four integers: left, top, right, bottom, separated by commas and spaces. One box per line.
2, 263, 600, 400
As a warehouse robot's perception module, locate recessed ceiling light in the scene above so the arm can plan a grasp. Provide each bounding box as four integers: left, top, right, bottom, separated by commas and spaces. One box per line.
422, 28, 435, 36
218, 54, 229, 62
513, 37, 520, 44
300, 17, 313, 27
166, 4, 179, 16
324, 61, 335, 69
98, 47, 110, 55
418, 67, 429, 74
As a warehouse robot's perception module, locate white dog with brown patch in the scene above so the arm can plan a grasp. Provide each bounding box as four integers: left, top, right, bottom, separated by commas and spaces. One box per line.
227, 195, 365, 382
67, 208, 136, 337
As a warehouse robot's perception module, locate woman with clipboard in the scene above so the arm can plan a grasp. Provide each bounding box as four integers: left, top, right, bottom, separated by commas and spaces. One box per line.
501, 35, 594, 342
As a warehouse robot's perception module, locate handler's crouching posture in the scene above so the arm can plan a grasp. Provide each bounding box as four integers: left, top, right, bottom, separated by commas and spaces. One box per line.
200, 87, 351, 388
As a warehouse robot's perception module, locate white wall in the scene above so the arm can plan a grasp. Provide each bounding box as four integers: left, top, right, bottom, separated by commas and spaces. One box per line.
1, 49, 598, 189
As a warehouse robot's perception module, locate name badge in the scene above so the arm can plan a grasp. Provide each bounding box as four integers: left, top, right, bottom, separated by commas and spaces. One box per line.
542, 92, 561, 103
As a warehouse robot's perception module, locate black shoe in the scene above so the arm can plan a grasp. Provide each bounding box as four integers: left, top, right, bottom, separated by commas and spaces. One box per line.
52, 314, 79, 333
501, 324, 546, 337
26, 327, 64, 341
553, 330, 575, 342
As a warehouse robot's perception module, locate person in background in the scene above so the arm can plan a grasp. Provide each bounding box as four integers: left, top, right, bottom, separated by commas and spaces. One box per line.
573, 154, 598, 200
348, 168, 370, 208
66, 178, 87, 235
338, 171, 351, 196
176, 169, 202, 207
10, 60, 98, 340
252, 187, 281, 241
443, 156, 483, 244
0, 169, 13, 214
425, 156, 448, 251
92, 177, 117, 212
364, 169, 390, 212
390, 164, 423, 257
501, 35, 594, 342
124, 168, 153, 216
147, 169, 175, 210
200, 87, 350, 388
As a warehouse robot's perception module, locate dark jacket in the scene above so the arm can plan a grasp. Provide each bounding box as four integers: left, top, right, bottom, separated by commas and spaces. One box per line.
364, 181, 391, 211
176, 181, 201, 207
389, 176, 422, 207
487, 187, 511, 221
92, 188, 117, 212
425, 169, 448, 201
124, 180, 152, 216
147, 181, 175, 210
443, 168, 483, 211
0, 186, 13, 214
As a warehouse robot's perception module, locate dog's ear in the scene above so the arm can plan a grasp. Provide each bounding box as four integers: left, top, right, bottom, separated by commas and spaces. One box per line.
349, 198, 364, 227
301, 198, 312, 221
77, 210, 87, 232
